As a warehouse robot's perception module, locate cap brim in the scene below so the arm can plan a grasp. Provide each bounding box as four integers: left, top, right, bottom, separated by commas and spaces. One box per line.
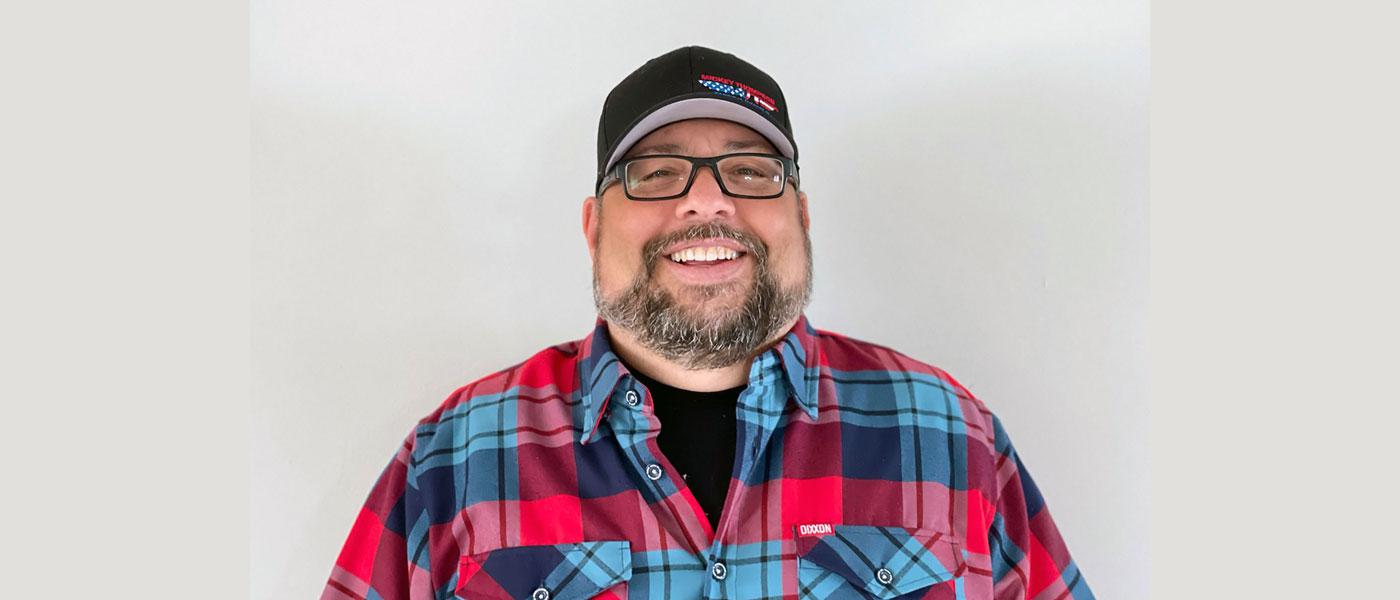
602, 96, 796, 175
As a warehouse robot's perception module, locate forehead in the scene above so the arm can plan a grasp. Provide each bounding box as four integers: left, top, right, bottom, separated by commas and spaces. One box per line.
622, 118, 778, 158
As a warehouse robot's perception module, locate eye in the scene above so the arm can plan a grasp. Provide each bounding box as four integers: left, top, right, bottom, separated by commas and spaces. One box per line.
638, 168, 676, 181
626, 157, 690, 187
724, 160, 778, 180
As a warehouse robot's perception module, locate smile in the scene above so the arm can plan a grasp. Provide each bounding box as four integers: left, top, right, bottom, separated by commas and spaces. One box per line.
668, 246, 746, 264
660, 243, 751, 286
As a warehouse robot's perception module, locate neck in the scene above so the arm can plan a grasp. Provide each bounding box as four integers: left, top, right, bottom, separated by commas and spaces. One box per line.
604, 315, 799, 392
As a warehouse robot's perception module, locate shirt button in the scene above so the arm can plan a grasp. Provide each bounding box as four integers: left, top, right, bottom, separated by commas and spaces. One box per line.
876, 567, 894, 585
645, 463, 663, 481
531, 587, 550, 600
711, 561, 727, 580
624, 390, 640, 406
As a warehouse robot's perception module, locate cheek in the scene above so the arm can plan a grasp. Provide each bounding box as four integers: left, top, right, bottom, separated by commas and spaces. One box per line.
769, 231, 809, 282
594, 234, 634, 285
593, 211, 656, 288
750, 207, 809, 277
603, 226, 647, 265
601, 201, 672, 250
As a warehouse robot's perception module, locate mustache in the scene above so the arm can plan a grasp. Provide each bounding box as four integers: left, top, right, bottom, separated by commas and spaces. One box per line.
639, 222, 769, 273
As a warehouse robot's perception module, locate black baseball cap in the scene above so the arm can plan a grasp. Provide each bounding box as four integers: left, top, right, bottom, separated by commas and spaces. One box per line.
595, 46, 798, 195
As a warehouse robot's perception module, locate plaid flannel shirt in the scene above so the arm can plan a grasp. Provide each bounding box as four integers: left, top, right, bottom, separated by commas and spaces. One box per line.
322, 315, 1093, 600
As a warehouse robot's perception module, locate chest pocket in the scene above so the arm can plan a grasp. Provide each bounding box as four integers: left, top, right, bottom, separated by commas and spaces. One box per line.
456, 540, 632, 600
795, 526, 964, 599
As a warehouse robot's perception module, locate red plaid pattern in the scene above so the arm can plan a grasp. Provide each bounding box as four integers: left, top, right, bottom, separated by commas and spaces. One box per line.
321, 315, 1092, 599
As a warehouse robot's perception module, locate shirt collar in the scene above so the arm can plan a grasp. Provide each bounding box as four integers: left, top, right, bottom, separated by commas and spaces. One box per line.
575, 314, 823, 444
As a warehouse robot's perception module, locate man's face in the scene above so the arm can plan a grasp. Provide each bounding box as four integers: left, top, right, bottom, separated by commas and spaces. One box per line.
582, 118, 812, 369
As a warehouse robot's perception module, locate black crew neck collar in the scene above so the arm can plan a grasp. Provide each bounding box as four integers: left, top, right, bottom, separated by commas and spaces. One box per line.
627, 366, 747, 401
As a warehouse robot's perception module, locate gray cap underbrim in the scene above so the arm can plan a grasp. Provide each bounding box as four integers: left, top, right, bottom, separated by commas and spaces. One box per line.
601, 97, 796, 175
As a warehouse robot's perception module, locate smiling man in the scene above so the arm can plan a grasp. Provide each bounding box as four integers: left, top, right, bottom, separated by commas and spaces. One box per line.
322, 46, 1094, 600
587, 117, 812, 387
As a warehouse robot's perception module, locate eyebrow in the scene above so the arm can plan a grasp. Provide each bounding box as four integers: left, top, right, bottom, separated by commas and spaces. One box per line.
625, 139, 774, 158
723, 139, 772, 152
627, 143, 683, 157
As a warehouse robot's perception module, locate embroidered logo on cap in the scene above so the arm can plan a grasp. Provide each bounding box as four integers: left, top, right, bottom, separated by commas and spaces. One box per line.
698, 74, 779, 113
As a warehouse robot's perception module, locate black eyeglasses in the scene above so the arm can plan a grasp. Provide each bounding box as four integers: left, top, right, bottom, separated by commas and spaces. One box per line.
598, 153, 799, 201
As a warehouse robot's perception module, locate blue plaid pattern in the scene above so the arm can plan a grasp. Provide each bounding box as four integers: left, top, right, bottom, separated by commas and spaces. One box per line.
321, 315, 1094, 600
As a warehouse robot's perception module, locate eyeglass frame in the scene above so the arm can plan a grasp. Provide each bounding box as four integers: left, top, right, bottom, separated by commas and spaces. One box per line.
596, 152, 800, 201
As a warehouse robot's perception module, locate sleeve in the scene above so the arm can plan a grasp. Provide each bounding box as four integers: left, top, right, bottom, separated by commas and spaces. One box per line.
321, 429, 432, 600
985, 413, 1095, 600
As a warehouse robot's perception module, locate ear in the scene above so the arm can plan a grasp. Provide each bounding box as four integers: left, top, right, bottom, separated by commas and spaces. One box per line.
798, 191, 810, 231
582, 195, 599, 261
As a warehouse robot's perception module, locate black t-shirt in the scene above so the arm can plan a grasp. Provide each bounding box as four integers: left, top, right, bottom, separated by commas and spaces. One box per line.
628, 368, 745, 532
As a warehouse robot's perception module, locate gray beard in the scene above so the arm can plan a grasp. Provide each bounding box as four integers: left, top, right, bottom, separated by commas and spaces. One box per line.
593, 221, 812, 370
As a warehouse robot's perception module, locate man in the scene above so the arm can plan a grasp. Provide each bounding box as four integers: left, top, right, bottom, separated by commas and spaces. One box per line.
322, 46, 1093, 600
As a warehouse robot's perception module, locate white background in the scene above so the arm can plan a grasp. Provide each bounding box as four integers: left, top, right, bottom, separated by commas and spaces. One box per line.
6, 2, 1394, 599
252, 1, 1147, 598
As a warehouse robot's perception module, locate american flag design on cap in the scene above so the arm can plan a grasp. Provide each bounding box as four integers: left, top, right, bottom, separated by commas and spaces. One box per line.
699, 73, 779, 113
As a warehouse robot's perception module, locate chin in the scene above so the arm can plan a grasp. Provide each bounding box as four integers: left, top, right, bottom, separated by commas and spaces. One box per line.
663, 279, 750, 304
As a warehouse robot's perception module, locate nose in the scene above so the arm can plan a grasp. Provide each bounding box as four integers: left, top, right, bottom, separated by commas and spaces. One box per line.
674, 164, 736, 220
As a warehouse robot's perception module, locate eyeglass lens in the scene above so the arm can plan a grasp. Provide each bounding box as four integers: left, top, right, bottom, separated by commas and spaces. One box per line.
624, 156, 785, 198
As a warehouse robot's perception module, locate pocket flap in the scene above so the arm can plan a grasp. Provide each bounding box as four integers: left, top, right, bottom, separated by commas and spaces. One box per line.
795, 525, 962, 599
457, 540, 632, 600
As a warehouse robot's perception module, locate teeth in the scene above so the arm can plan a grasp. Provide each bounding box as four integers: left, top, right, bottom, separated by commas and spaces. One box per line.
669, 246, 740, 263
